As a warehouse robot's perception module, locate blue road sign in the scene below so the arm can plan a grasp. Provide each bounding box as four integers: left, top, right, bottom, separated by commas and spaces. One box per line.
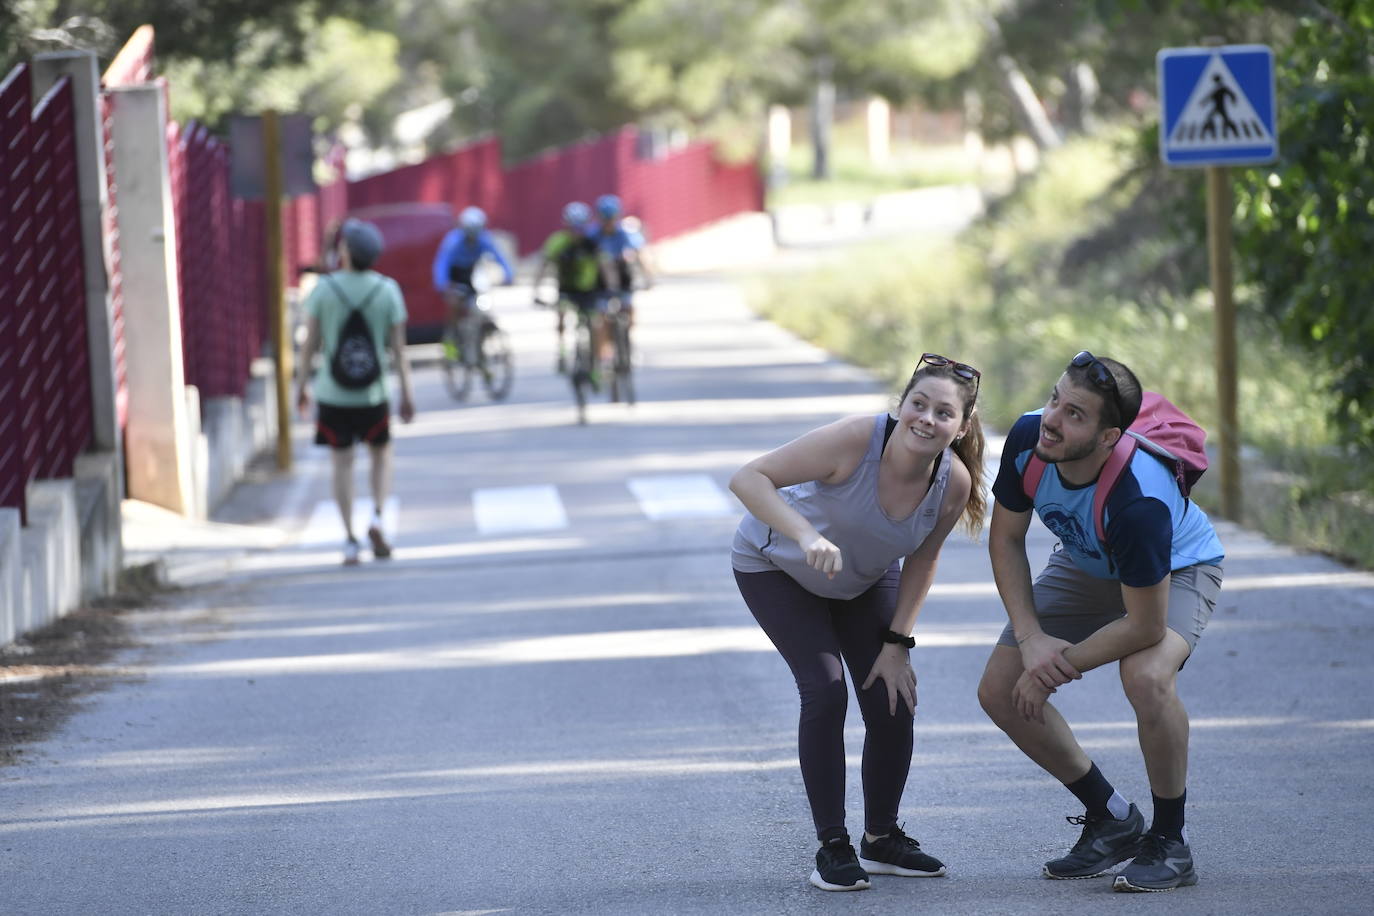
1158, 44, 1277, 168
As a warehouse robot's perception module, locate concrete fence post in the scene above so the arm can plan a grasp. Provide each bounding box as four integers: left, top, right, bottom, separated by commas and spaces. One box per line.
106, 84, 196, 515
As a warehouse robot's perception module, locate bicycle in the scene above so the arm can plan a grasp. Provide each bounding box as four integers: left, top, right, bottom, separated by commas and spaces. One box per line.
537, 291, 597, 424
441, 283, 513, 401
603, 291, 635, 407
538, 289, 631, 424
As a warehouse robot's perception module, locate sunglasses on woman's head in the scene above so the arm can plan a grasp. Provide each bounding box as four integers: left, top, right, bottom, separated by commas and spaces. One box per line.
919, 352, 981, 384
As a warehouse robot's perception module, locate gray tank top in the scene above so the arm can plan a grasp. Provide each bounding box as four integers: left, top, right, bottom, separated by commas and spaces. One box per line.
731, 413, 955, 599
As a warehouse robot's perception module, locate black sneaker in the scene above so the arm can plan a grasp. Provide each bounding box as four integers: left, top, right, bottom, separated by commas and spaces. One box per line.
1043, 803, 1145, 879
809, 836, 871, 892
858, 825, 947, 877
366, 524, 392, 560
1113, 832, 1198, 892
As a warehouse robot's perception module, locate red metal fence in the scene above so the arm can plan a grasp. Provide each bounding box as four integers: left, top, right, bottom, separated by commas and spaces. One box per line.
346, 137, 504, 218
31, 75, 92, 479
342, 128, 763, 255
0, 66, 34, 519
0, 65, 92, 521
502, 132, 625, 253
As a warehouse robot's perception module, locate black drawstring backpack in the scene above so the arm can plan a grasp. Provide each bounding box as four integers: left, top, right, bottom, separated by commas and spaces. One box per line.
323, 275, 383, 389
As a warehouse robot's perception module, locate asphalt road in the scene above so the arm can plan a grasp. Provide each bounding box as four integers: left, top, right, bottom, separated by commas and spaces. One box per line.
3, 270, 1373, 915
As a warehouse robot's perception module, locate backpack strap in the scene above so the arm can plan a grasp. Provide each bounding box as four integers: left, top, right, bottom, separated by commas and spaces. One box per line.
1022, 435, 1140, 545
1020, 454, 1048, 504
1092, 434, 1139, 543
323, 273, 383, 313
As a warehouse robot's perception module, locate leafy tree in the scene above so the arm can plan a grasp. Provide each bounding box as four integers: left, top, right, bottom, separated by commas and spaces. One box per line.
2, 0, 393, 138
989, 0, 1373, 452
468, 0, 638, 160
31, 0, 373, 64
161, 17, 401, 137
1227, 0, 1374, 451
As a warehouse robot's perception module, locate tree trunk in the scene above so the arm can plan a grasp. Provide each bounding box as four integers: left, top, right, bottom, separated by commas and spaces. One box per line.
810, 57, 835, 180
995, 52, 1060, 151
1061, 61, 1099, 135
980, 12, 1060, 152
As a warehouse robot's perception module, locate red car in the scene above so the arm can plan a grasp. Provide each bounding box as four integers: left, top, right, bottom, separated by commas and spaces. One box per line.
346, 202, 455, 344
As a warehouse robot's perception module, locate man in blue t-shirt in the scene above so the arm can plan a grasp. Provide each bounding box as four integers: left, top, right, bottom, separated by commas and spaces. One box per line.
978, 351, 1224, 893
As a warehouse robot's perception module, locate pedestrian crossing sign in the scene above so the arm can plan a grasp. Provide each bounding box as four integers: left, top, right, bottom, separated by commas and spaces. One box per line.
1158, 44, 1277, 167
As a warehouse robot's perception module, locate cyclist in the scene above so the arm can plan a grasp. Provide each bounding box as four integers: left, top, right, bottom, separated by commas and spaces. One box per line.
431, 205, 515, 362
533, 201, 602, 375
588, 193, 653, 366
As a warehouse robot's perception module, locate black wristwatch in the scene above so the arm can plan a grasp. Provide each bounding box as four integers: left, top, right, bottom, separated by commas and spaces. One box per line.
881, 629, 915, 649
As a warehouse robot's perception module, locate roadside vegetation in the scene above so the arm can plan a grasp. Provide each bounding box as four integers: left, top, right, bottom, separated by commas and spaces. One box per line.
769, 132, 983, 209
749, 129, 1374, 568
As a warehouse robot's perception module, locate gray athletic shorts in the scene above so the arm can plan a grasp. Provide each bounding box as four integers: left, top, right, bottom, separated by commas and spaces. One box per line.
997, 547, 1223, 656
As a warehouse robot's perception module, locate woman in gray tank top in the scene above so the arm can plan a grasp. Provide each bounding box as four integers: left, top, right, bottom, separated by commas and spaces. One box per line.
730, 353, 987, 892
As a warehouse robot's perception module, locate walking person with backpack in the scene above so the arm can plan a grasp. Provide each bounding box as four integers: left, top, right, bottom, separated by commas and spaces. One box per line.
297, 218, 416, 566
977, 350, 1224, 893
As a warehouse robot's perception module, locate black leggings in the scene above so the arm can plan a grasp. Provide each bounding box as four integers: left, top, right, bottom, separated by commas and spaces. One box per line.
734, 566, 912, 843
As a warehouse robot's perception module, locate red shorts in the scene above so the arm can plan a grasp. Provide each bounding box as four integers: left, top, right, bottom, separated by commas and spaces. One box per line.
314, 402, 390, 448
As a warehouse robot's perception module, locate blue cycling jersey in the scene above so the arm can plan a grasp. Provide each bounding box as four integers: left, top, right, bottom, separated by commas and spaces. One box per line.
431, 228, 514, 291
589, 222, 643, 259
991, 411, 1225, 586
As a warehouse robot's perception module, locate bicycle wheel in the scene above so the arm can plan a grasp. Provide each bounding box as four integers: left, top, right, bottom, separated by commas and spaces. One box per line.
610, 313, 635, 406
480, 321, 514, 400
570, 332, 593, 424
440, 324, 473, 401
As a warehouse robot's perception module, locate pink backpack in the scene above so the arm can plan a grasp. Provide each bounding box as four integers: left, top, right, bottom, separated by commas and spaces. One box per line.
1020, 391, 1209, 542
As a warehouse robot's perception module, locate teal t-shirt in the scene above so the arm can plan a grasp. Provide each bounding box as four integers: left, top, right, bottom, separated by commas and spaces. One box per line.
304, 270, 407, 407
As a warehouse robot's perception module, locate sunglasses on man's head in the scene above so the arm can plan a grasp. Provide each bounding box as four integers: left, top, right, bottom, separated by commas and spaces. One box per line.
1069, 350, 1126, 422
919, 352, 981, 383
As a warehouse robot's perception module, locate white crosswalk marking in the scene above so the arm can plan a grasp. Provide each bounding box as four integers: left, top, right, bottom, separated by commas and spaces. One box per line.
300, 497, 399, 546
300, 479, 733, 544
473, 485, 569, 534
627, 474, 734, 520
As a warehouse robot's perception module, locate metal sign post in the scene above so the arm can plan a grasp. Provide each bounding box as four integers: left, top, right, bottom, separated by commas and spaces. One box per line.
262, 109, 292, 472
1204, 167, 1240, 520
1158, 43, 1277, 521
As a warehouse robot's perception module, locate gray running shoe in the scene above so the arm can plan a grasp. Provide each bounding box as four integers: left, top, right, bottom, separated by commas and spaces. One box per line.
809, 836, 871, 892
1043, 803, 1145, 879
859, 825, 947, 877
1113, 832, 1198, 892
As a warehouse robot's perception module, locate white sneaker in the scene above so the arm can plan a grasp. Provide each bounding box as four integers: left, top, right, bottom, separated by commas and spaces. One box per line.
342, 538, 361, 566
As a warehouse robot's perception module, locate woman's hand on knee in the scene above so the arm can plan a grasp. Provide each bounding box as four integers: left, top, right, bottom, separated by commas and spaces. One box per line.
863, 644, 917, 716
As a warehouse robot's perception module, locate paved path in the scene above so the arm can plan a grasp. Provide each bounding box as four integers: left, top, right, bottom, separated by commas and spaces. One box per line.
3, 270, 1373, 915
